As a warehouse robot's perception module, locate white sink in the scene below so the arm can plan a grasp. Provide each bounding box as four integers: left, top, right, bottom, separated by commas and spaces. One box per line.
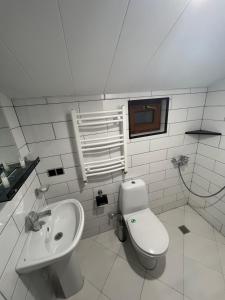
16, 199, 85, 298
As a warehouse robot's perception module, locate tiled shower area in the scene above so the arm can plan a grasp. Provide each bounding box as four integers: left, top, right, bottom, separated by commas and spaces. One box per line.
69, 206, 225, 300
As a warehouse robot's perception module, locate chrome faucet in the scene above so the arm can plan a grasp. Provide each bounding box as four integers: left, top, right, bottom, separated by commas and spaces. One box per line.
25, 210, 51, 232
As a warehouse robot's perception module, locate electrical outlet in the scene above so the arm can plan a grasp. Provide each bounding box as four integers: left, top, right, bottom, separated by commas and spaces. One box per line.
48, 168, 64, 177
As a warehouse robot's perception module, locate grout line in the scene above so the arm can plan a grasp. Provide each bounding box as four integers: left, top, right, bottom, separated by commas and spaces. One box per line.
56, 0, 76, 93
126, 0, 192, 92
103, 0, 131, 94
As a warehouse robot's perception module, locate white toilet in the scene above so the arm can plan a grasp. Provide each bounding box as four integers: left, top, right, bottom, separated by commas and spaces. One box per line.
119, 179, 169, 269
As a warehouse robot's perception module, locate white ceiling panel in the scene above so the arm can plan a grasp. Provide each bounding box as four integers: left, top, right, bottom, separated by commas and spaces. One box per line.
132, 0, 225, 91
0, 0, 74, 97
105, 0, 189, 93
58, 0, 129, 95
0, 40, 39, 97
0, 0, 224, 98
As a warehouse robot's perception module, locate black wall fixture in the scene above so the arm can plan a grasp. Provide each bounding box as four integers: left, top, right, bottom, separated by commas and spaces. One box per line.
185, 130, 221, 136
0, 157, 40, 203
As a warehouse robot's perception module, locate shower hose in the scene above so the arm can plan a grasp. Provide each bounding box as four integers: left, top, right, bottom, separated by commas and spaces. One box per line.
178, 164, 225, 207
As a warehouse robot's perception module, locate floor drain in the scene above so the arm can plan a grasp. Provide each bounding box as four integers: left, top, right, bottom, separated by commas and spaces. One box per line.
54, 232, 63, 241
178, 225, 190, 234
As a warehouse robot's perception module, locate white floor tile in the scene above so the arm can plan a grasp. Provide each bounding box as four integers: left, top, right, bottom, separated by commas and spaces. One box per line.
159, 206, 185, 227
185, 206, 215, 240
67, 279, 100, 300
141, 276, 183, 300
184, 232, 222, 273
162, 221, 184, 245
76, 206, 225, 300
103, 256, 144, 300
214, 229, 225, 245
98, 293, 110, 300
184, 257, 225, 300
148, 223, 184, 293
218, 243, 225, 274
95, 230, 121, 254
77, 239, 116, 290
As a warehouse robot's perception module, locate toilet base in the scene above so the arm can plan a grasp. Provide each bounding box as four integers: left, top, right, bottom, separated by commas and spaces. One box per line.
136, 251, 158, 270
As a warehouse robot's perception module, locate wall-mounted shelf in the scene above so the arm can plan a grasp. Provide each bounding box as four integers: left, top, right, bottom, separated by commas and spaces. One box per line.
185, 130, 221, 136
0, 157, 40, 202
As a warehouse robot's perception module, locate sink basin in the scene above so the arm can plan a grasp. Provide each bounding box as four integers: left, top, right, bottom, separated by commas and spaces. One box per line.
16, 199, 85, 298
17, 198, 84, 273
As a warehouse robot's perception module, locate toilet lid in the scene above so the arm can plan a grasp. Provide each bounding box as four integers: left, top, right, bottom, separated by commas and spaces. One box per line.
126, 209, 169, 256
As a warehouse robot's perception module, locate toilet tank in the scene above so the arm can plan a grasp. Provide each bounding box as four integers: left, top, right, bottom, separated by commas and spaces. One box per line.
119, 179, 149, 215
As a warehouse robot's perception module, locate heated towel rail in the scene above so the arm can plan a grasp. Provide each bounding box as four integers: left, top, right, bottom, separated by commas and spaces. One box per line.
71, 106, 128, 183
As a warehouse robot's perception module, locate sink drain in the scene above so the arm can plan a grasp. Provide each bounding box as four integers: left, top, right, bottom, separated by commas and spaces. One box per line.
54, 232, 63, 241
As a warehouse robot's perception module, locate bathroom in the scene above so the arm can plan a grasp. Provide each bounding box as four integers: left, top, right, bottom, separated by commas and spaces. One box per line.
0, 1, 225, 299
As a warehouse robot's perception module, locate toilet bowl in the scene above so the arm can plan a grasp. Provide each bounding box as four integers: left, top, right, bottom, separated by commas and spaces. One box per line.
119, 179, 169, 269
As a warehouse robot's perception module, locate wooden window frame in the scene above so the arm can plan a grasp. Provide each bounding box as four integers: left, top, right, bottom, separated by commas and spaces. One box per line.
128, 98, 169, 139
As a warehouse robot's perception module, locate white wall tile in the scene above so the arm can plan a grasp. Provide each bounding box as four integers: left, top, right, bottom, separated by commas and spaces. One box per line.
214, 161, 225, 177
206, 91, 225, 106
199, 135, 221, 147
3, 107, 20, 128
53, 121, 74, 139
0, 93, 12, 107
203, 106, 225, 121
152, 89, 189, 96
45, 182, 69, 199
187, 107, 204, 120
195, 154, 215, 170
148, 171, 165, 183
132, 149, 167, 166
12, 98, 47, 106
150, 135, 184, 151
11, 127, 26, 149
198, 143, 225, 164
172, 93, 206, 109
16, 102, 79, 125
28, 139, 73, 158
0, 218, 19, 277
201, 119, 225, 135
79, 100, 104, 113
61, 153, 79, 168
0, 228, 27, 299
0, 127, 15, 146
46, 96, 76, 104
127, 140, 150, 155
190, 87, 208, 94
169, 120, 201, 135
168, 108, 187, 123
22, 124, 55, 143
35, 156, 62, 174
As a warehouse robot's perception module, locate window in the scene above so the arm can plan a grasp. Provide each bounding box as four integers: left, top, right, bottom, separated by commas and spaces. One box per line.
128, 98, 169, 139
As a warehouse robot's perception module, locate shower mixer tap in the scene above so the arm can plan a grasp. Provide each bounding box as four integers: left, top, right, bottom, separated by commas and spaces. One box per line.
171, 155, 189, 168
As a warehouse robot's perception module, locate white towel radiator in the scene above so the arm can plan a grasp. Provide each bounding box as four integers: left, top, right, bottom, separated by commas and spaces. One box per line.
71, 106, 128, 183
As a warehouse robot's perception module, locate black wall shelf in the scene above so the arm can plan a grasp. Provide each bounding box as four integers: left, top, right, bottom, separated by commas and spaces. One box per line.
185, 130, 221, 136
0, 157, 40, 203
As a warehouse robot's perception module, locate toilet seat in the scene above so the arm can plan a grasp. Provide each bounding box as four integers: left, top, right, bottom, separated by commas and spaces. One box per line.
125, 208, 169, 257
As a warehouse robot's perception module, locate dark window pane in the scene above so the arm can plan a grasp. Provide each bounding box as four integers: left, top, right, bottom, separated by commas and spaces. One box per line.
135, 111, 154, 124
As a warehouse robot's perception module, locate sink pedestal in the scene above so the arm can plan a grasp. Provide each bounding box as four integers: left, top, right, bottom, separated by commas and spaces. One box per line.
50, 251, 84, 298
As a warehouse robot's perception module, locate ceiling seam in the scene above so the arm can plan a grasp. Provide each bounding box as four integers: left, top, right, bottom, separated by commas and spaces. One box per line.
0, 37, 36, 88
56, 0, 76, 95
128, 0, 193, 91
103, 0, 131, 94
